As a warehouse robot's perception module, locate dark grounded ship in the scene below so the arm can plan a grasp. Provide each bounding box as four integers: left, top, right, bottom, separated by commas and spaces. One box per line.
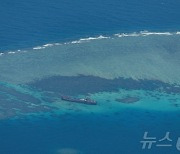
61, 96, 97, 105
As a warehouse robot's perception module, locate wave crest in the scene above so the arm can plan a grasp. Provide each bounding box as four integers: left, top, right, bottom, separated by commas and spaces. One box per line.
0, 30, 180, 57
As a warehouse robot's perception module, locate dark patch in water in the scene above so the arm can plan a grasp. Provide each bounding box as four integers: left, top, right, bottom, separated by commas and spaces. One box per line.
28, 75, 180, 95
168, 98, 178, 102
0, 83, 57, 119
114, 112, 120, 115
0, 85, 41, 104
172, 103, 179, 108
115, 97, 140, 104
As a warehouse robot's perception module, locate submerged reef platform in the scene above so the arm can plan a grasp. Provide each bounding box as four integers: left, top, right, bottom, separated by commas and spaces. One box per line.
29, 75, 180, 95
0, 82, 57, 119
115, 97, 140, 104
0, 74, 180, 120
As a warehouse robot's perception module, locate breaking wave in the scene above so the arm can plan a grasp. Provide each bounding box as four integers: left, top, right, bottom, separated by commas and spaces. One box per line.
0, 30, 180, 57
114, 30, 177, 37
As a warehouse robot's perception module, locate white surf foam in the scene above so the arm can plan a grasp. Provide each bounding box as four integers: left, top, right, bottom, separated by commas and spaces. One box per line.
43, 43, 54, 47
70, 35, 110, 44
114, 32, 139, 37
79, 35, 110, 41
8, 51, 16, 54
114, 31, 175, 37
54, 43, 62, 46
0, 30, 179, 58
71, 40, 81, 44
140, 31, 173, 36
33, 46, 46, 50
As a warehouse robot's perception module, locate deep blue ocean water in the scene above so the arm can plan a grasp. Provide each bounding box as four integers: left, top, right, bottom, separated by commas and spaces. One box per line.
1, 1, 180, 154
0, 110, 180, 154
1, 0, 180, 51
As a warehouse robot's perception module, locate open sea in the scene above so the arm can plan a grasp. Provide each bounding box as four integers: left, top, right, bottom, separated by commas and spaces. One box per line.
0, 0, 180, 154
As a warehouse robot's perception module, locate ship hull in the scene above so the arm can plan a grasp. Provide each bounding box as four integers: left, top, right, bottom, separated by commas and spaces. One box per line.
61, 96, 97, 105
